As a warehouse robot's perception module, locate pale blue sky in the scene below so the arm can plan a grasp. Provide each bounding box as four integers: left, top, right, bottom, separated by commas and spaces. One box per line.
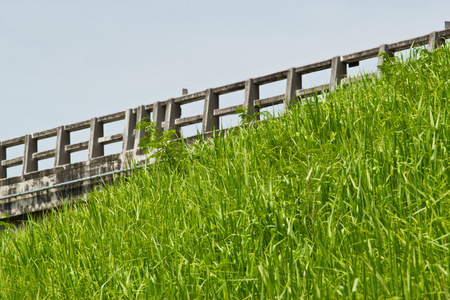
1, 0, 450, 142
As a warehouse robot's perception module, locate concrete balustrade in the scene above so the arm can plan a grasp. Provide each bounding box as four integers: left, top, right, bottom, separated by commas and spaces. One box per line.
1, 25, 450, 219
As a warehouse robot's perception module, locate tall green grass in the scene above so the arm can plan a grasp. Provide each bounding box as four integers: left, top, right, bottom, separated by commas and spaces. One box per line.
1, 45, 450, 299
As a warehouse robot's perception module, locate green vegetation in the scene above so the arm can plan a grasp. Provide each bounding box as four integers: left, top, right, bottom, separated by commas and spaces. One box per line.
135, 116, 188, 166
1, 45, 450, 299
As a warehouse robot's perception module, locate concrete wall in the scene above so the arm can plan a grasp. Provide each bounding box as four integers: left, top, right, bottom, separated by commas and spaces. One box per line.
1, 27, 450, 219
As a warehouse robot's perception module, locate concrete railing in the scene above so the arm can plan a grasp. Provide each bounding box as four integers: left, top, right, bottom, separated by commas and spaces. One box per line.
1, 26, 450, 218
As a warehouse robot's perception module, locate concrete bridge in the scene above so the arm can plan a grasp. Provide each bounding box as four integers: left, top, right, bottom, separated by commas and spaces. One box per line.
1, 25, 450, 220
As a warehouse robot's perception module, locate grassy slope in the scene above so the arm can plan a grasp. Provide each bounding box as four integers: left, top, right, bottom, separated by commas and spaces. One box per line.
1, 46, 450, 299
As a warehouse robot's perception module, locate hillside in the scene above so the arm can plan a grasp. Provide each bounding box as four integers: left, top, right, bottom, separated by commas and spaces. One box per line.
1, 45, 450, 299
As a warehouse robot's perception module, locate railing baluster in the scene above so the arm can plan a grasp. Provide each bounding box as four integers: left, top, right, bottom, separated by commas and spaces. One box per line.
285, 68, 302, 106
153, 101, 166, 134
122, 109, 136, 153
202, 89, 219, 134
23, 135, 38, 174
428, 31, 445, 50
330, 56, 347, 92
164, 98, 181, 136
133, 105, 150, 155
88, 117, 104, 160
121, 108, 137, 165
243, 79, 260, 118
55, 126, 70, 166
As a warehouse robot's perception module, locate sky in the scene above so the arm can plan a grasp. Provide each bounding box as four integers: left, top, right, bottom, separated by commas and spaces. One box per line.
1, 0, 450, 143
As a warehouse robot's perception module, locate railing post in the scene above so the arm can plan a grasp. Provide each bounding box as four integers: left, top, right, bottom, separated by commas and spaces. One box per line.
121, 109, 137, 165
202, 89, 219, 134
153, 101, 166, 134
377, 44, 394, 77
285, 68, 302, 107
122, 109, 136, 153
23, 134, 38, 175
0, 144, 6, 179
428, 31, 445, 50
164, 98, 181, 135
133, 105, 150, 155
55, 126, 70, 166
88, 117, 103, 160
243, 78, 260, 119
330, 56, 347, 92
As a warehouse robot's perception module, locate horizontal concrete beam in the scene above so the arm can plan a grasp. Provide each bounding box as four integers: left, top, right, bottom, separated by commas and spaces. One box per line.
297, 84, 330, 97
253, 70, 288, 85
65, 141, 89, 153
254, 94, 285, 108
98, 111, 126, 123
1, 136, 26, 148
174, 91, 207, 105
32, 149, 56, 161
1, 157, 24, 168
294, 59, 333, 74
65, 120, 91, 132
98, 133, 123, 145
32, 128, 58, 140
212, 81, 246, 95
175, 114, 203, 127
341, 47, 380, 64
214, 104, 243, 117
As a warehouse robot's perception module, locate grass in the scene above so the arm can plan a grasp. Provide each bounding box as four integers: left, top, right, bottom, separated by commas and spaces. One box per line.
1, 45, 450, 299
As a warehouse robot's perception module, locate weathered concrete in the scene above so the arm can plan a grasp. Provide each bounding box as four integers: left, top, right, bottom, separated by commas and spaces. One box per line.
164, 98, 181, 134
152, 102, 165, 134
23, 135, 38, 174
55, 126, 70, 166
212, 81, 246, 95
429, 31, 445, 50
254, 95, 285, 108
243, 78, 260, 117
214, 104, 244, 117
202, 89, 219, 134
0, 153, 125, 218
1, 25, 450, 221
88, 118, 104, 160
175, 114, 203, 127
330, 56, 347, 91
285, 68, 302, 106
133, 105, 151, 156
341, 47, 380, 64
